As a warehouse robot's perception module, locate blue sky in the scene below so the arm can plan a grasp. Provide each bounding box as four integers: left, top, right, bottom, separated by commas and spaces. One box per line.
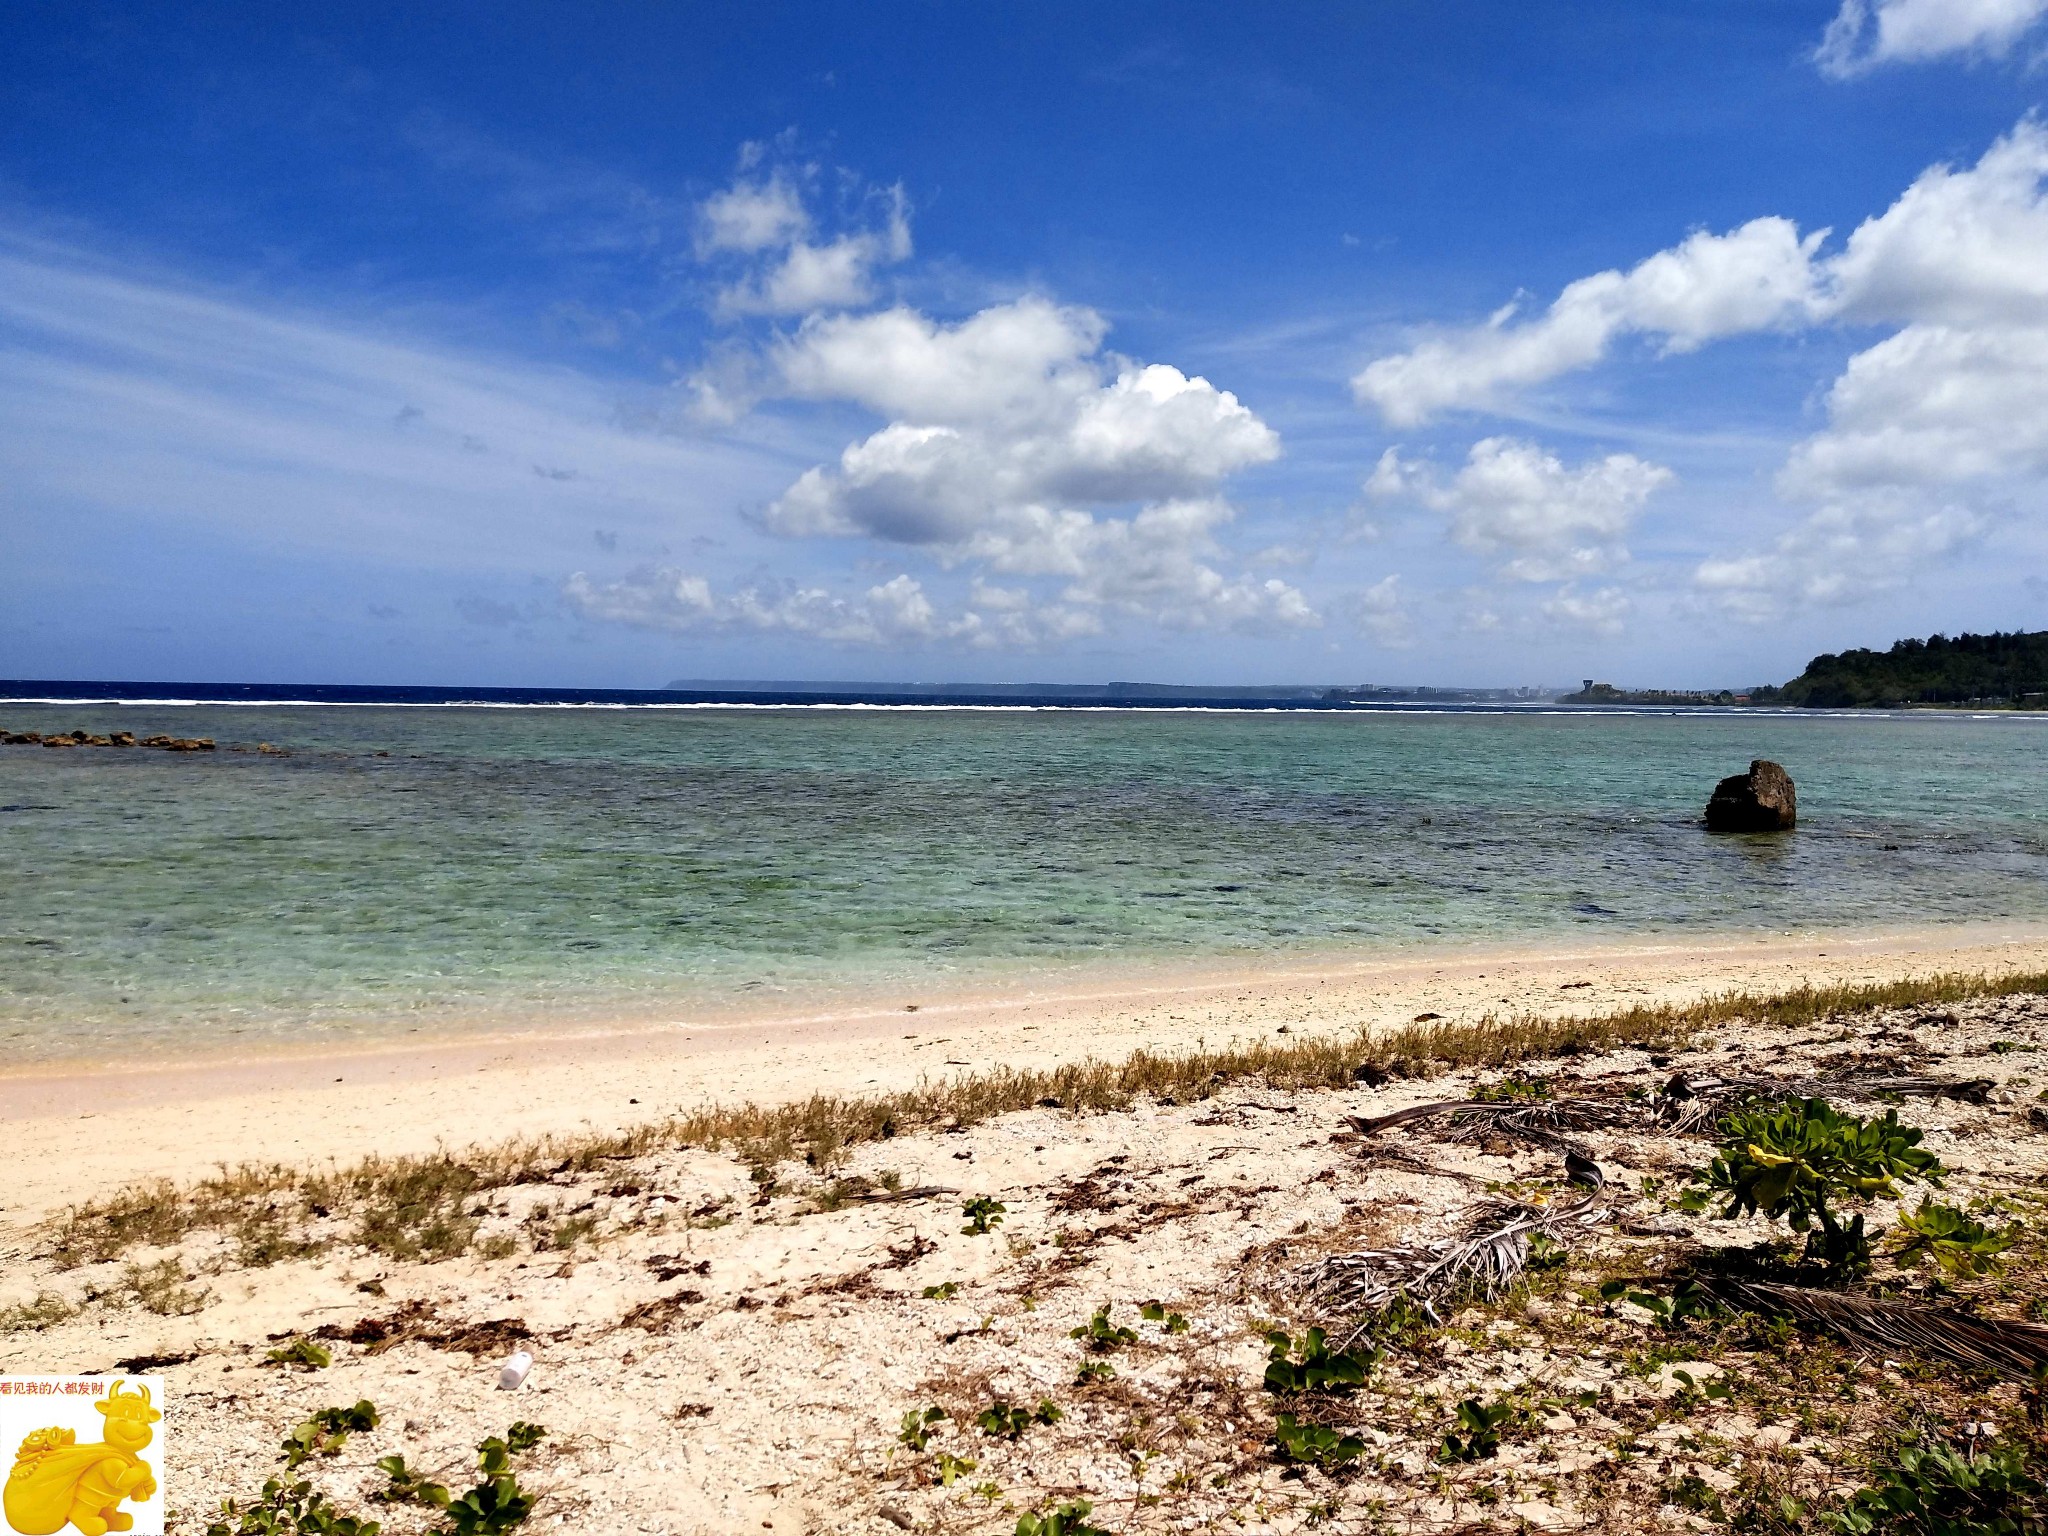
4, 1, 2046, 688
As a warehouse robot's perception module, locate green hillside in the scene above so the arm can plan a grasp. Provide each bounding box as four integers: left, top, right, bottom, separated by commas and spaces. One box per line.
1767, 630, 2048, 708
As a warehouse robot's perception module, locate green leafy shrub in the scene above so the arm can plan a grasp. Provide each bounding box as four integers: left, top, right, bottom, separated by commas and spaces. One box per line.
1016, 1500, 1111, 1536
264, 1337, 332, 1371
921, 1281, 961, 1299
208, 1478, 383, 1536
1263, 1329, 1378, 1394
1693, 1097, 1940, 1275
1139, 1300, 1190, 1332
1439, 1399, 1514, 1462
977, 1399, 1062, 1439
1073, 1359, 1117, 1385
1070, 1304, 1137, 1351
1891, 1201, 2016, 1278
442, 1430, 544, 1535
899, 1406, 947, 1450
373, 1454, 449, 1508
1273, 1413, 1365, 1471
1599, 1277, 1718, 1331
1829, 1438, 2045, 1534
935, 1451, 979, 1487
280, 1402, 380, 1469
960, 1197, 1007, 1235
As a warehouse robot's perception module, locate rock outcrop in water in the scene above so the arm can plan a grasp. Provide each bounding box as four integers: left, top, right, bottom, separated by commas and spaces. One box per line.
1705, 759, 1797, 832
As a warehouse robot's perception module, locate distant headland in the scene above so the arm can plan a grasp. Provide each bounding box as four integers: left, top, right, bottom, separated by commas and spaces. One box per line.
1561, 628, 2048, 710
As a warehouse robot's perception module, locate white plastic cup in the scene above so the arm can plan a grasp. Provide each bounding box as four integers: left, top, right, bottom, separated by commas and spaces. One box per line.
498, 1350, 534, 1390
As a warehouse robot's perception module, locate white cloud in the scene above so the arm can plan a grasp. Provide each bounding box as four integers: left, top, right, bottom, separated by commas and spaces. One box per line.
0, 235, 775, 574
563, 567, 1107, 649
1542, 586, 1632, 635
1369, 437, 1674, 582
1695, 496, 1985, 619
749, 298, 1306, 634
1352, 120, 2048, 622
697, 174, 809, 255
699, 170, 912, 319
1338, 574, 1413, 647
1816, 0, 2048, 75
1352, 219, 1823, 427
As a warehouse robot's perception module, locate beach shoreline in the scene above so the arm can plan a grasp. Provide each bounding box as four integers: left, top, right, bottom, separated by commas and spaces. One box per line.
5, 920, 2046, 1229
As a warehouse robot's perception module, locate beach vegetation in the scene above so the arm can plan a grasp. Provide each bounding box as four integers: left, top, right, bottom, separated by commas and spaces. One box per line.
122, 1256, 211, 1315
1889, 1200, 2016, 1278
960, 1196, 1006, 1234
0, 1290, 75, 1333
280, 1402, 379, 1469
1829, 1436, 2045, 1534
1272, 1412, 1366, 1472
934, 1451, 978, 1487
898, 1405, 947, 1450
264, 1336, 333, 1371
1140, 1300, 1190, 1333
1263, 1328, 1377, 1394
1014, 1500, 1111, 1536
976, 1399, 1062, 1439
921, 1280, 961, 1299
1690, 1098, 1941, 1275
41, 967, 2048, 1274
1438, 1398, 1515, 1462
1071, 1304, 1137, 1351
208, 1478, 383, 1536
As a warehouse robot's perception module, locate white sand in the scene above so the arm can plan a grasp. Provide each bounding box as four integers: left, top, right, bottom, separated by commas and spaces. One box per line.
3, 922, 2043, 1229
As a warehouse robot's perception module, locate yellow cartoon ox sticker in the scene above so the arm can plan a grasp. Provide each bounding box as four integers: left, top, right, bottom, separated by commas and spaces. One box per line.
4, 1380, 159, 1535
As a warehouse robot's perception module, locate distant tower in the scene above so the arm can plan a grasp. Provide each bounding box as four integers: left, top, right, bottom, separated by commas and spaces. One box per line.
1582, 679, 1594, 692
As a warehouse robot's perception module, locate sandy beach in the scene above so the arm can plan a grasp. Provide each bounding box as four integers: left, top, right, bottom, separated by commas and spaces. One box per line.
0, 925, 2044, 1532
2, 923, 2045, 1230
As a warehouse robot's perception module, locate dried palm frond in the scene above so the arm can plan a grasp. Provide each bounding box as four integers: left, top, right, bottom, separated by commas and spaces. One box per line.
1651, 1073, 1992, 1132
1349, 1096, 1636, 1151
1283, 1153, 1610, 1344
1703, 1277, 2048, 1380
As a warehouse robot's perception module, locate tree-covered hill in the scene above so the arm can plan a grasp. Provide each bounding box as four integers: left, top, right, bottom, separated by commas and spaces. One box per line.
1764, 630, 2048, 708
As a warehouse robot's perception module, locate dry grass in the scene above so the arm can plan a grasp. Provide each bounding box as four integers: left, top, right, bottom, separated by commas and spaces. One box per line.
44, 966, 2048, 1271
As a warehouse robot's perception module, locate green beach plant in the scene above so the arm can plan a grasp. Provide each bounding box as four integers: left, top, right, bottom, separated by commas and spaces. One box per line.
1691, 1097, 1941, 1276
1070, 1304, 1137, 1351
280, 1402, 379, 1469
898, 1406, 947, 1450
1439, 1399, 1514, 1463
1272, 1413, 1365, 1472
1890, 1200, 2015, 1279
976, 1399, 1062, 1439
264, 1337, 332, 1371
960, 1196, 1006, 1235
1263, 1328, 1378, 1395
1829, 1437, 2045, 1534
1015, 1500, 1111, 1536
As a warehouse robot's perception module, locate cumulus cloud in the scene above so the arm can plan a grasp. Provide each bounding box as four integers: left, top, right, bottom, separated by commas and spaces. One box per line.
1816, 0, 2048, 76
1368, 437, 1674, 582
699, 168, 911, 319
563, 567, 1102, 649
746, 298, 1307, 634
1542, 586, 1632, 635
1354, 120, 2048, 621
1352, 219, 1824, 427
1705, 123, 2048, 614
1695, 496, 1986, 619
1337, 574, 1413, 647
697, 174, 810, 255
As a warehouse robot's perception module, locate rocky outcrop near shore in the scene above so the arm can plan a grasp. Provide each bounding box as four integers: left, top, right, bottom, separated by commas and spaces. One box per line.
2, 727, 217, 752
1705, 758, 1796, 832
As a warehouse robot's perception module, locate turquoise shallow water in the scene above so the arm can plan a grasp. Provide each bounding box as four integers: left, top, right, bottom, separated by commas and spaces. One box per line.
3, 704, 2046, 1060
